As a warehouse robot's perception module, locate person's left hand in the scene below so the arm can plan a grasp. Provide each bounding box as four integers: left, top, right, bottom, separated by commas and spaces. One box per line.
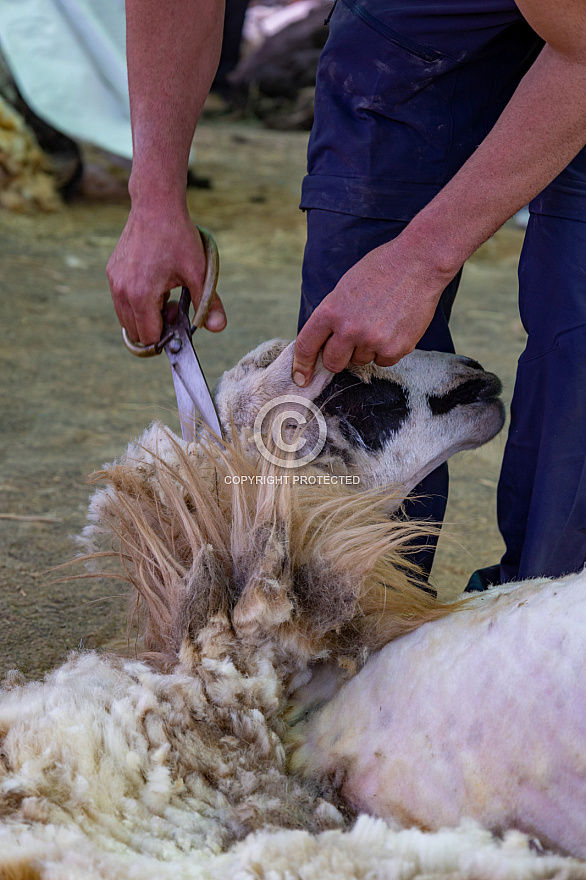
291, 233, 457, 387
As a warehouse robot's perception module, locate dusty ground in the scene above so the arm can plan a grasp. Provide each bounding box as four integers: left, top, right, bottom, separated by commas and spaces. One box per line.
0, 120, 527, 678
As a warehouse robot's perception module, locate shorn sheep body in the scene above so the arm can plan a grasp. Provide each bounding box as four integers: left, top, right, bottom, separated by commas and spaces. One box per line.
1, 340, 585, 879
294, 571, 586, 858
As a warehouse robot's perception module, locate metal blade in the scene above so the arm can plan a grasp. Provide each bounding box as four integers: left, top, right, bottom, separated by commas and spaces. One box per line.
166, 339, 223, 441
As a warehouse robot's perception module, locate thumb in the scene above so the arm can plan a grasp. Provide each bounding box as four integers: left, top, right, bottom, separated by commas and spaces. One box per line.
204, 293, 227, 332
293, 320, 330, 387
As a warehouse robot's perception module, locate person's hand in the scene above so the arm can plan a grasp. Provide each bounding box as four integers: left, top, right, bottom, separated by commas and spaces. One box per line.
107, 200, 226, 345
292, 231, 457, 386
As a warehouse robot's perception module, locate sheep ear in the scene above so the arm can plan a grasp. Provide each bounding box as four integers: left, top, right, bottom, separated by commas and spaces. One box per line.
267, 342, 334, 401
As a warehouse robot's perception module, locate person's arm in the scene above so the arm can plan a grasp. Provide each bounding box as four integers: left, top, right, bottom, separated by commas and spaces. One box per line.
292, 0, 586, 387
107, 0, 226, 345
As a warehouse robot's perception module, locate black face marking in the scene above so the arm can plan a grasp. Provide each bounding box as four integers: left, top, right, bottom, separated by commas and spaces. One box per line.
314, 370, 409, 452
458, 356, 484, 371
428, 374, 502, 416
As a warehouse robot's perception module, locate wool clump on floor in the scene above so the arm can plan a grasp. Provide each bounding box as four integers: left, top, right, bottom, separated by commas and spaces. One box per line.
0, 94, 61, 212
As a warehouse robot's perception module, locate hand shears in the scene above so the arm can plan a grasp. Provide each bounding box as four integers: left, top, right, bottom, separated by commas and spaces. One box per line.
122, 227, 223, 441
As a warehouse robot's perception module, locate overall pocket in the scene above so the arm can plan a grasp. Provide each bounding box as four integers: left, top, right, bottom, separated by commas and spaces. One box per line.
340, 0, 451, 62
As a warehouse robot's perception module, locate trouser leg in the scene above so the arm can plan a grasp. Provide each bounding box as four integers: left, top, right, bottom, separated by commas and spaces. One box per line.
498, 213, 586, 581
212, 0, 251, 98
299, 208, 461, 576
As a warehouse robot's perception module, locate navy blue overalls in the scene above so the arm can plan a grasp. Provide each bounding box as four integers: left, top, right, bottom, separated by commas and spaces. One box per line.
298, 0, 586, 582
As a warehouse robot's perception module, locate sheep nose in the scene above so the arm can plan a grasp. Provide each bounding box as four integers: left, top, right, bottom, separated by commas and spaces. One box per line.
458, 356, 484, 371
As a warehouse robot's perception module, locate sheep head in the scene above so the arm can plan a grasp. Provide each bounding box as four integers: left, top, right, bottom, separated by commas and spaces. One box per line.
216, 340, 504, 509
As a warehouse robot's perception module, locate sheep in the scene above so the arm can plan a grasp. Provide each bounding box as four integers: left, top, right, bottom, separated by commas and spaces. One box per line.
1, 338, 582, 879
292, 569, 586, 859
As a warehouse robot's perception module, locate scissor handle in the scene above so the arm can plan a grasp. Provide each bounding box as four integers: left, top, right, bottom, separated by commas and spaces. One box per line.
122, 226, 220, 357
191, 227, 219, 329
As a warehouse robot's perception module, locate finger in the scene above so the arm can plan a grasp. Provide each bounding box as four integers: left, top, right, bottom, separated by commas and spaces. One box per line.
374, 351, 408, 367
204, 293, 227, 332
109, 281, 143, 344
293, 314, 333, 387
132, 291, 166, 345
113, 295, 139, 343
350, 347, 377, 366
107, 256, 139, 341
320, 332, 357, 374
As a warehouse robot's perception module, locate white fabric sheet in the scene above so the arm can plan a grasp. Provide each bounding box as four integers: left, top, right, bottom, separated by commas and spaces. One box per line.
0, 0, 132, 158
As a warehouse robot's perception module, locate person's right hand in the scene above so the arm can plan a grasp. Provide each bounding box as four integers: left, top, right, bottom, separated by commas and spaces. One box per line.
107, 200, 227, 345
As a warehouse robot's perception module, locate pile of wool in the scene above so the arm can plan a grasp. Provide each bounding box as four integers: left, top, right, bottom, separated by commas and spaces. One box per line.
0, 94, 61, 213
2, 654, 585, 880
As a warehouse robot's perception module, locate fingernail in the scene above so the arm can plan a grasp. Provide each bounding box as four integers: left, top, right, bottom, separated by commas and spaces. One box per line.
293, 371, 306, 387
205, 311, 225, 331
